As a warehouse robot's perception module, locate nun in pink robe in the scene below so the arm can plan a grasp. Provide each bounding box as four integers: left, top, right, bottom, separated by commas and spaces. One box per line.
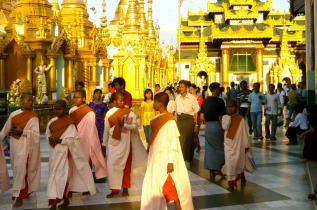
0, 109, 41, 199
69, 104, 107, 179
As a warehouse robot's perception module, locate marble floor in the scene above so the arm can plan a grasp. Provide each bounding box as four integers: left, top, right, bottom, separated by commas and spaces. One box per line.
0, 124, 316, 210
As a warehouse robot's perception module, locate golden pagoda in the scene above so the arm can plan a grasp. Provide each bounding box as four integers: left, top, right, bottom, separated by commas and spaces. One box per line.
178, 0, 306, 92
0, 0, 173, 103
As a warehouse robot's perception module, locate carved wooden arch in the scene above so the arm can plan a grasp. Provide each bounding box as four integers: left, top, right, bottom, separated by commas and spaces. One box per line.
4, 33, 33, 54
48, 29, 76, 56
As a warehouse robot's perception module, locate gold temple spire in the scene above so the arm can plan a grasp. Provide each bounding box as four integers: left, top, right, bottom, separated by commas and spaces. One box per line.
51, 0, 60, 14
147, 0, 156, 40
139, 0, 148, 36
155, 19, 160, 39
100, 0, 107, 28
110, 0, 129, 26
124, 0, 140, 33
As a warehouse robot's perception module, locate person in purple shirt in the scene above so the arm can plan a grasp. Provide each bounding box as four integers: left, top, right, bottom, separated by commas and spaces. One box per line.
89, 89, 109, 144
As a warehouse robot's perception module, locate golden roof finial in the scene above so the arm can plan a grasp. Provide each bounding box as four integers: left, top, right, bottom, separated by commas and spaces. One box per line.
147, 0, 156, 40
51, 0, 60, 13
198, 22, 207, 58
100, 0, 107, 28
139, 0, 148, 36
155, 19, 160, 39
124, 0, 140, 33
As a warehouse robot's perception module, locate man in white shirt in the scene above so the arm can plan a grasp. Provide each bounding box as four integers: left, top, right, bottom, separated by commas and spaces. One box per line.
285, 106, 309, 145
265, 84, 282, 141
175, 80, 200, 163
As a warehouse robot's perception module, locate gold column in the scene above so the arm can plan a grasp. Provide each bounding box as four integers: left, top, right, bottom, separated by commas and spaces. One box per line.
26, 57, 33, 84
83, 61, 89, 91
146, 64, 151, 88
256, 48, 264, 85
151, 66, 154, 89
103, 63, 110, 93
90, 63, 97, 82
67, 59, 74, 89
0, 55, 6, 89
135, 64, 140, 89
47, 54, 59, 100
221, 49, 229, 87
119, 63, 123, 77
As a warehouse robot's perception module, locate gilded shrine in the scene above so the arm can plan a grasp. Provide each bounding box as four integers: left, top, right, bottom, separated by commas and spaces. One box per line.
0, 0, 177, 104
178, 0, 306, 91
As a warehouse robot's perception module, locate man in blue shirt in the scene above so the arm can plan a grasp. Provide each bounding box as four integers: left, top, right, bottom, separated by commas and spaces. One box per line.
247, 83, 266, 141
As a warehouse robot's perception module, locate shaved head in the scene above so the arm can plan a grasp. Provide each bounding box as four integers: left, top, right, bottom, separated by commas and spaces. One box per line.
154, 92, 169, 107
21, 92, 32, 100
113, 92, 125, 100
55, 100, 67, 108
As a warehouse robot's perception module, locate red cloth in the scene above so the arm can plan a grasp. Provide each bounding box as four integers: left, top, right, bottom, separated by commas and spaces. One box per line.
163, 174, 179, 203
109, 90, 133, 108
110, 88, 115, 94
111, 142, 132, 193
228, 174, 241, 187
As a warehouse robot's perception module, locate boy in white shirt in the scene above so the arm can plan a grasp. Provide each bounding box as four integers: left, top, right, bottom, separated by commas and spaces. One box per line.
285, 106, 309, 145
264, 84, 282, 140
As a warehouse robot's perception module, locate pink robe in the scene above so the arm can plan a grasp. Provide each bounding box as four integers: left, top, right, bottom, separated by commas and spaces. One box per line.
46, 117, 96, 200
0, 109, 41, 197
69, 106, 107, 179
0, 143, 10, 192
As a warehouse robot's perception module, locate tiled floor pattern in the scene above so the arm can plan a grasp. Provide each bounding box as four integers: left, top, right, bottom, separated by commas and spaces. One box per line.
1, 125, 316, 210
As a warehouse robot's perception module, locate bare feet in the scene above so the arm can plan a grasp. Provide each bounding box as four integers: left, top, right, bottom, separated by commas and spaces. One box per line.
227, 186, 234, 191
301, 159, 307, 163
82, 191, 90, 196
308, 193, 316, 201
50, 200, 58, 210
106, 191, 119, 198
122, 188, 129, 197
241, 173, 246, 183
13, 199, 23, 208
57, 198, 70, 209
196, 145, 201, 153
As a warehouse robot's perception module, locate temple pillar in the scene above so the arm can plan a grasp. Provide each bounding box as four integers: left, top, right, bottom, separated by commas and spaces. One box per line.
256, 48, 264, 90
146, 64, 151, 88
0, 54, 7, 89
88, 60, 99, 102
46, 53, 59, 99
83, 61, 89, 92
119, 63, 123, 77
23, 54, 35, 85
64, 56, 74, 90
221, 49, 229, 87
150, 66, 154, 89
135, 64, 140, 89
102, 60, 111, 93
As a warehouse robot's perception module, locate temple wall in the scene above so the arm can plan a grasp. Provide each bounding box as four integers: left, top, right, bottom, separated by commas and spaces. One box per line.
4, 42, 27, 90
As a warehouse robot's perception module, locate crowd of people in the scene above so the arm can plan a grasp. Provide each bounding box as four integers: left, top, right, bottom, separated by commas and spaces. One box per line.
0, 77, 316, 210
